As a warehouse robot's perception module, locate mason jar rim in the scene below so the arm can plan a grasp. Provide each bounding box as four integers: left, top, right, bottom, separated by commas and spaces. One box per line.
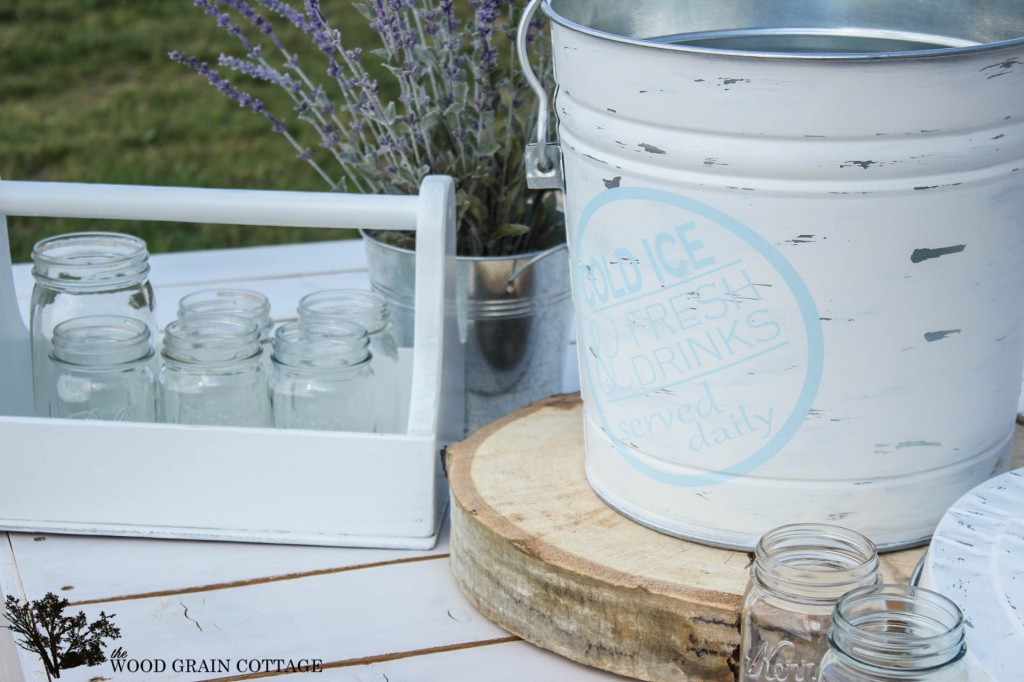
32, 231, 148, 265
828, 584, 966, 671
272, 319, 371, 369
162, 313, 261, 365
753, 523, 880, 603
50, 315, 153, 367
31, 231, 150, 289
297, 289, 390, 334
177, 289, 271, 325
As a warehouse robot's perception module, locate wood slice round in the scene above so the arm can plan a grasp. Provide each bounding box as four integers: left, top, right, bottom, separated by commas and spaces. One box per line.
448, 394, 1024, 682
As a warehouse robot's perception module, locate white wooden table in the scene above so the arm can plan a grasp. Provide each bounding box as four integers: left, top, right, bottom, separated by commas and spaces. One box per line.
0, 239, 623, 682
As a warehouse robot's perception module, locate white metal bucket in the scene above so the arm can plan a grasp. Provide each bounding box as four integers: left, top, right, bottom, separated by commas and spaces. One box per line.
520, 0, 1024, 549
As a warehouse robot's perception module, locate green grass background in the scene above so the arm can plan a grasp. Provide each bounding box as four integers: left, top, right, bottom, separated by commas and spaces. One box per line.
1, 0, 372, 263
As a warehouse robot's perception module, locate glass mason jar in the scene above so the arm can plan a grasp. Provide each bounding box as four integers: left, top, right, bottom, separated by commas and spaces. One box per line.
297, 289, 402, 432
157, 313, 271, 427
30, 232, 155, 417
270, 319, 375, 432
739, 523, 880, 682
48, 315, 155, 422
819, 585, 969, 682
177, 288, 273, 371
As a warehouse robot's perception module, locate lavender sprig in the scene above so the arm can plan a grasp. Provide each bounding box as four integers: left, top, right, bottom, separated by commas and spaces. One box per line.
174, 0, 561, 256
170, 50, 339, 189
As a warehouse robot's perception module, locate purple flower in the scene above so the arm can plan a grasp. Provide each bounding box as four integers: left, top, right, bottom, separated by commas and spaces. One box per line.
170, 51, 281, 128
439, 0, 457, 32
194, 0, 218, 16
304, 0, 326, 25
312, 27, 338, 53
469, 0, 501, 76
174, 0, 558, 255
218, 54, 301, 93
321, 130, 341, 148
257, 0, 313, 32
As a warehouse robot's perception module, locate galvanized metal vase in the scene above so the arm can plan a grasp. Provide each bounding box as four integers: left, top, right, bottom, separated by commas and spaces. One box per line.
519, 0, 1024, 550
362, 231, 572, 434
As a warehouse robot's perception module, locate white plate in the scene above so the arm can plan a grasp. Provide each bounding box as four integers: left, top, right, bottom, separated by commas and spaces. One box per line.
922, 467, 1024, 681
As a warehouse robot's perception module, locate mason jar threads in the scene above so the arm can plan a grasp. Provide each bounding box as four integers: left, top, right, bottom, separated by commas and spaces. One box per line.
739, 523, 880, 682
48, 316, 155, 422
819, 585, 969, 682
270, 320, 375, 432
297, 289, 402, 432
30, 231, 155, 417
158, 313, 271, 427
177, 288, 273, 366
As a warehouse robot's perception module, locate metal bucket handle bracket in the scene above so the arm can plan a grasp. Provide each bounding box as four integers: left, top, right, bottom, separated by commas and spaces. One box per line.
517, 0, 564, 191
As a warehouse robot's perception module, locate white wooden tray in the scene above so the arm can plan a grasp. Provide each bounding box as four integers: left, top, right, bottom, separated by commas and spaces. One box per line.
0, 176, 463, 549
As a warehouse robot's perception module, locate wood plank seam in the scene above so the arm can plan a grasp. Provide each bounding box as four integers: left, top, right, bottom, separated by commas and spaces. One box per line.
0, 534, 30, 605
0, 534, 36, 682
65, 553, 450, 606
193, 636, 522, 682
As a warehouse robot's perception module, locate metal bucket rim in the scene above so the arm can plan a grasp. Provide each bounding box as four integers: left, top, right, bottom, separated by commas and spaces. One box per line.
359, 229, 568, 264
541, 0, 1024, 61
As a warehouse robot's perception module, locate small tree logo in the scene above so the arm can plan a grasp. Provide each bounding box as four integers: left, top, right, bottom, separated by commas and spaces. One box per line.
3, 592, 121, 678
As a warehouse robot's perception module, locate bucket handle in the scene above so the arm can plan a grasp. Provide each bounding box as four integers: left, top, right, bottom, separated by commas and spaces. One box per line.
504, 242, 569, 290
517, 0, 564, 190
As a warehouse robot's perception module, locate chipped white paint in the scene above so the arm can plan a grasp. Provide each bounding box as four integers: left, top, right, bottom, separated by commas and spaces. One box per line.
540, 0, 1024, 549
0, 177, 464, 549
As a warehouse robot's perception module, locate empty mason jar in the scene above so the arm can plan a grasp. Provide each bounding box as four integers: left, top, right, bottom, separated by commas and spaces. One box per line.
739, 523, 880, 682
177, 289, 273, 370
297, 289, 402, 432
30, 232, 155, 417
158, 313, 270, 427
271, 320, 375, 432
48, 316, 155, 422
819, 585, 969, 681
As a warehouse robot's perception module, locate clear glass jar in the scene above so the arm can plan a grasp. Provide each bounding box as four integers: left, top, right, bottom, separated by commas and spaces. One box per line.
48, 315, 155, 422
177, 289, 273, 370
297, 289, 402, 432
157, 313, 270, 427
819, 585, 969, 682
739, 523, 880, 682
30, 232, 155, 417
270, 319, 375, 432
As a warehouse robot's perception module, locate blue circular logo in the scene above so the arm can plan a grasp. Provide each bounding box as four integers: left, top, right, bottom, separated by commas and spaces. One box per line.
575, 187, 824, 487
